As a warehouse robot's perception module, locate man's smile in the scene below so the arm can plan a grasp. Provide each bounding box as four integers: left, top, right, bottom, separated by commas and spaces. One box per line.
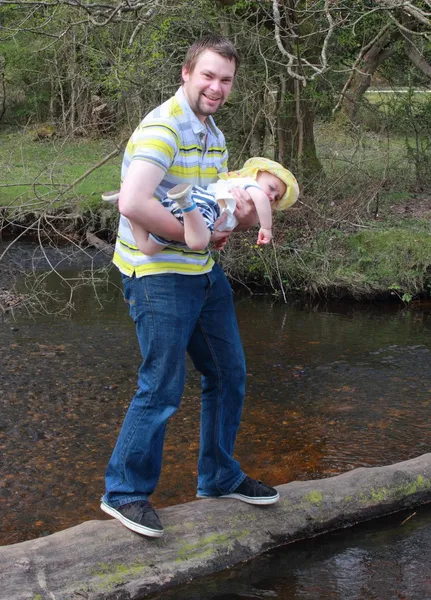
202, 93, 221, 101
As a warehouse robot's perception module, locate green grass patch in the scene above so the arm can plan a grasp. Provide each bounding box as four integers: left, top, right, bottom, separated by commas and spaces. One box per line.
315, 121, 411, 189
305, 224, 431, 299
222, 220, 431, 301
2, 125, 430, 302
0, 132, 122, 211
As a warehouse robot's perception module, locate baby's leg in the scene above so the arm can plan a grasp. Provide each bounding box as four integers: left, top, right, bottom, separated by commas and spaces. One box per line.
128, 219, 166, 256
167, 184, 212, 251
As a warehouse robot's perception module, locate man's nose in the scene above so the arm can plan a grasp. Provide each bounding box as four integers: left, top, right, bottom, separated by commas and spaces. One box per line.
209, 79, 222, 93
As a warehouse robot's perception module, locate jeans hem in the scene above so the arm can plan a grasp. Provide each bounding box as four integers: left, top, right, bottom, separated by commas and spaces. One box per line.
197, 472, 246, 497
102, 494, 149, 507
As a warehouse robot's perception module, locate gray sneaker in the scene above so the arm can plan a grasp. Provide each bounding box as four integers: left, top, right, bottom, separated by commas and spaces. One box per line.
167, 183, 193, 209
198, 476, 280, 505
101, 500, 164, 537
101, 190, 120, 203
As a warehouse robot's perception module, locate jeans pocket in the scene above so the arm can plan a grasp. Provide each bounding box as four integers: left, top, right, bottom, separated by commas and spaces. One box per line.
121, 273, 135, 286
122, 274, 137, 320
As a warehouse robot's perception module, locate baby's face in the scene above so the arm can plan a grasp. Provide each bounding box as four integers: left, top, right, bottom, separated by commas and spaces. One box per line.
256, 171, 286, 205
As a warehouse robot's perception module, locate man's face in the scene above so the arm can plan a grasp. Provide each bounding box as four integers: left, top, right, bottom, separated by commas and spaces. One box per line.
182, 50, 235, 123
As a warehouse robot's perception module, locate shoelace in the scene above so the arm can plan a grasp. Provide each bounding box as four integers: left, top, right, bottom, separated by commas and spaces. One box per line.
139, 501, 158, 515
243, 476, 266, 492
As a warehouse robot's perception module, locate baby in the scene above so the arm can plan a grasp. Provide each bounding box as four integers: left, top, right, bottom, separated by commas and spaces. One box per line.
102, 157, 299, 255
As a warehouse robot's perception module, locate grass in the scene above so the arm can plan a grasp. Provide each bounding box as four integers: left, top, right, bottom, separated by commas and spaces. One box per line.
1, 124, 430, 302
0, 132, 122, 210
220, 219, 431, 302
313, 224, 431, 299
314, 121, 411, 189
0, 123, 419, 212
219, 119, 431, 301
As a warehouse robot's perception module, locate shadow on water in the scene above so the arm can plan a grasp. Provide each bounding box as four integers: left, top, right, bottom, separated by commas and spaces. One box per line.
1, 240, 431, 597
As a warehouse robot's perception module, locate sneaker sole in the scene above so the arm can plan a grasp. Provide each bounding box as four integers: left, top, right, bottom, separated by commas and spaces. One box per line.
101, 191, 120, 203
167, 183, 192, 200
100, 501, 164, 537
196, 491, 280, 505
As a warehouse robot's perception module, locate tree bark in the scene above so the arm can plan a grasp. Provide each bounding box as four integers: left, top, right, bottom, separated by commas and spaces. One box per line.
341, 29, 398, 123
277, 74, 323, 180
0, 55, 6, 123
404, 34, 431, 79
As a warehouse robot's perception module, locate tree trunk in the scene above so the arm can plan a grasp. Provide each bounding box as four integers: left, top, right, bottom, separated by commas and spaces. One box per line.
404, 35, 431, 79
341, 30, 397, 123
0, 55, 6, 123
277, 75, 323, 181
69, 32, 76, 133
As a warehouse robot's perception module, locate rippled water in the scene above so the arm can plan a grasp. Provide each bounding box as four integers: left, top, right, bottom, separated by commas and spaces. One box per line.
1, 244, 431, 597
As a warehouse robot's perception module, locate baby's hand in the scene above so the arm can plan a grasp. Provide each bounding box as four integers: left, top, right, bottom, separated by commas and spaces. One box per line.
257, 228, 272, 245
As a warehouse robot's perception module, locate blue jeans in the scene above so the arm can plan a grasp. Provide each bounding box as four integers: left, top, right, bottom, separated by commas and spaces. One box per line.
103, 263, 246, 506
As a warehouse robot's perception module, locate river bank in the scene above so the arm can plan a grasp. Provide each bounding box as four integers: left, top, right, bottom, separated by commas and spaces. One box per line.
1, 128, 430, 305
1, 195, 430, 308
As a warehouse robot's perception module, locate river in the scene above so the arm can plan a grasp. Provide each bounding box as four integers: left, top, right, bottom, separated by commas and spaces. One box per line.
1, 240, 430, 598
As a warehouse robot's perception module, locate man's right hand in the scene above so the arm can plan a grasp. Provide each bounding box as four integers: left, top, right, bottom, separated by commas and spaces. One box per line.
211, 212, 231, 250
210, 229, 231, 250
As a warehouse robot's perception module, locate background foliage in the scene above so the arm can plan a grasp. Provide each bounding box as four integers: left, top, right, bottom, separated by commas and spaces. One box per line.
0, 0, 430, 308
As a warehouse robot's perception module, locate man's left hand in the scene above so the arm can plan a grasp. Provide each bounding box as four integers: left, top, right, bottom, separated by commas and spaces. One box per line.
230, 187, 259, 230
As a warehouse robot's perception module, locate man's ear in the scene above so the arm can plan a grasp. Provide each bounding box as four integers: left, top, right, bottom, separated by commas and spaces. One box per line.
182, 66, 190, 82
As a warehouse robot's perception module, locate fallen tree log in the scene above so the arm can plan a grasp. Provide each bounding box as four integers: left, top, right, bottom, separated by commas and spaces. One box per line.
1, 454, 431, 600
85, 230, 114, 255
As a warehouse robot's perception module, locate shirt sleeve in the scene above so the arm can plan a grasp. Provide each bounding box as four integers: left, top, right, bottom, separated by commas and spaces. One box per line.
220, 144, 228, 174
123, 119, 180, 175
241, 177, 262, 192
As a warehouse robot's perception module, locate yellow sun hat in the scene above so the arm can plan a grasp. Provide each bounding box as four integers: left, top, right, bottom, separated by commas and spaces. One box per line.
222, 157, 300, 211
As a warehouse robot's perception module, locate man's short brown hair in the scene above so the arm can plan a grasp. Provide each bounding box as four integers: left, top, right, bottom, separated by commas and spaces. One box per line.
183, 33, 240, 76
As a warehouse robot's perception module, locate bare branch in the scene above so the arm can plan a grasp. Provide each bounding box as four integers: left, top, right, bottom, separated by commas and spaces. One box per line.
333, 24, 393, 115
403, 30, 431, 77
373, 0, 431, 28
271, 0, 337, 83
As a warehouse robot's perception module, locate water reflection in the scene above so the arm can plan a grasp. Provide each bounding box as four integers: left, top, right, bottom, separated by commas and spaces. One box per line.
1, 263, 431, 551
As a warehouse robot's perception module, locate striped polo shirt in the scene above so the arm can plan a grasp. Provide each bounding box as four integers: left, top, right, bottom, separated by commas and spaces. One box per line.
113, 87, 228, 277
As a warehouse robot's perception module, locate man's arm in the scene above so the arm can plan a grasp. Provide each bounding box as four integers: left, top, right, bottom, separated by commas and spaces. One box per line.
119, 160, 185, 243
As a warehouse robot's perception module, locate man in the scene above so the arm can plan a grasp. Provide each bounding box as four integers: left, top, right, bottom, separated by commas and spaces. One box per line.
101, 34, 279, 539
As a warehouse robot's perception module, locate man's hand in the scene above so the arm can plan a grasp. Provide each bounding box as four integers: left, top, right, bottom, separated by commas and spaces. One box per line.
230, 186, 259, 230
213, 211, 228, 231
210, 229, 231, 250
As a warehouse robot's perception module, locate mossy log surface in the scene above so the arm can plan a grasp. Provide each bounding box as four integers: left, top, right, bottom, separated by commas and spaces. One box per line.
1, 454, 431, 600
